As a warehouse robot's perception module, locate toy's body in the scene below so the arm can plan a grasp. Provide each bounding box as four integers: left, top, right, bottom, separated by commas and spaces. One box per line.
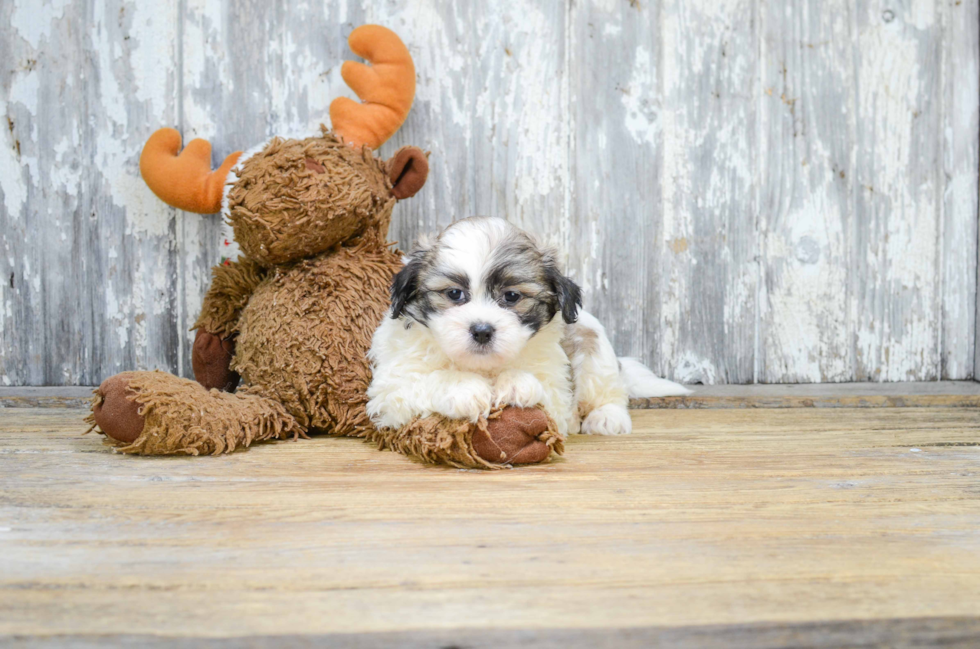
87, 26, 560, 468
235, 243, 399, 435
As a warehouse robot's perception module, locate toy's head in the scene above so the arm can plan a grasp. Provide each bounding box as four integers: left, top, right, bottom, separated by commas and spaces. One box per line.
139, 25, 428, 266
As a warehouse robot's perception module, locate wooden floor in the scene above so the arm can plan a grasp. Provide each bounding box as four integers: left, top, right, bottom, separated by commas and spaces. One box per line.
2, 402, 980, 647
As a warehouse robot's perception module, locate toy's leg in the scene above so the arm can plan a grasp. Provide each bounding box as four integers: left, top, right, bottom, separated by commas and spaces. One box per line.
367, 406, 564, 469
87, 371, 305, 455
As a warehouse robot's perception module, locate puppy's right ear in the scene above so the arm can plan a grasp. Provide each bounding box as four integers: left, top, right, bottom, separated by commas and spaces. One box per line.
390, 253, 424, 319
542, 249, 582, 324
554, 273, 583, 324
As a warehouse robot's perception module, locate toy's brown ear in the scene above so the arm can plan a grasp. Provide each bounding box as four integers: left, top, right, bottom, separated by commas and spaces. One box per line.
387, 146, 428, 199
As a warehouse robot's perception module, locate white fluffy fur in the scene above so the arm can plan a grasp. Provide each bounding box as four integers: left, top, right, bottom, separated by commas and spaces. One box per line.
368, 314, 577, 435
619, 357, 693, 398
367, 218, 690, 438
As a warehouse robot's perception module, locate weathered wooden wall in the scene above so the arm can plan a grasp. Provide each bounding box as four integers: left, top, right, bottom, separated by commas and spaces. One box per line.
0, 0, 977, 386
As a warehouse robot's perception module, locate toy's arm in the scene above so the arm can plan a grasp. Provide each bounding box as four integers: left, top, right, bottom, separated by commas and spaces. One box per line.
190, 257, 267, 392
367, 407, 563, 469
193, 256, 267, 338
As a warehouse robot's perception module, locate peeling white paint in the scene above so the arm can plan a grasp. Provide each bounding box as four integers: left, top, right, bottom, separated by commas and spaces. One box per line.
0, 0, 976, 385
91, 2, 176, 238
674, 350, 718, 385
49, 136, 82, 200
10, 0, 71, 49
622, 46, 659, 146
0, 112, 27, 217
182, 0, 224, 137
764, 185, 850, 381
853, 1, 941, 381
130, 3, 177, 122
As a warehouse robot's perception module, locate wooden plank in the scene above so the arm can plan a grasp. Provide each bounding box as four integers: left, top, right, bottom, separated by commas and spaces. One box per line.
0, 386, 92, 408
940, 0, 980, 380
4, 618, 980, 649
759, 0, 855, 382
852, 0, 944, 381
658, 0, 758, 383
631, 379, 980, 408
0, 1, 181, 386
566, 0, 663, 371
2, 406, 979, 640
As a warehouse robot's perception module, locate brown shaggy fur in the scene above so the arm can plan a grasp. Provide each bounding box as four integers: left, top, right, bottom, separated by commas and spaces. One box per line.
233, 231, 401, 435
86, 370, 305, 456
193, 257, 267, 338
367, 408, 565, 469
227, 128, 392, 266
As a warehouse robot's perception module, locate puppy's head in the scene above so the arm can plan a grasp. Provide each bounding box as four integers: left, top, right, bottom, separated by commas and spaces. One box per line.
391, 216, 581, 372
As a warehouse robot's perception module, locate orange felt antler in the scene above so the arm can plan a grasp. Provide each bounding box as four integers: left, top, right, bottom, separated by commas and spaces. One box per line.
330, 25, 416, 150
139, 128, 242, 214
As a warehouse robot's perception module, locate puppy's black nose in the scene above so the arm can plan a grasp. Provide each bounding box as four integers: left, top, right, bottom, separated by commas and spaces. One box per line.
470, 322, 495, 345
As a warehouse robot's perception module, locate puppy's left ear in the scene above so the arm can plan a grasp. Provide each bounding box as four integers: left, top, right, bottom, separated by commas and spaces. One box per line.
545, 263, 582, 324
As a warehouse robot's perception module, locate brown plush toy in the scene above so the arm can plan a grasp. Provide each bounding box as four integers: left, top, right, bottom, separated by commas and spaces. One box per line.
86, 25, 563, 468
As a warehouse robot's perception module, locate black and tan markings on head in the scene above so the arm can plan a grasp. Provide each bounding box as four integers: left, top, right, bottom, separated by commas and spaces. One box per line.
390, 217, 582, 331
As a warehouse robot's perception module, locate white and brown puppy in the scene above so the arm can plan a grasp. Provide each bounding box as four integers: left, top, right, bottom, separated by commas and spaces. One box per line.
366, 216, 690, 437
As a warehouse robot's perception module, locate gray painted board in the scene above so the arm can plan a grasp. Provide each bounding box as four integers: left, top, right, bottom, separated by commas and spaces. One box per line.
760, 0, 855, 383
568, 1, 664, 379
851, 0, 943, 382
1, 0, 181, 386
945, 0, 979, 380
0, 0, 977, 386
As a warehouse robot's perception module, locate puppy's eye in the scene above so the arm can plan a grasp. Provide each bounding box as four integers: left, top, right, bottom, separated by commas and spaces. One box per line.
446, 288, 465, 302
503, 290, 522, 305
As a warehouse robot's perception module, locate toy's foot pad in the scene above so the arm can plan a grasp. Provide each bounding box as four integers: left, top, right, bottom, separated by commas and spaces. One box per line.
473, 407, 551, 465
92, 375, 145, 444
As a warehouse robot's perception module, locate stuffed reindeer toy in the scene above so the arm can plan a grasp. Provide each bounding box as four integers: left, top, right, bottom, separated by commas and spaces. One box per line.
88, 25, 563, 468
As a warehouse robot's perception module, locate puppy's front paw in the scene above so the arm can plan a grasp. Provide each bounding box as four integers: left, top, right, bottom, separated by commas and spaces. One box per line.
432, 376, 493, 422
493, 370, 545, 409
581, 404, 632, 436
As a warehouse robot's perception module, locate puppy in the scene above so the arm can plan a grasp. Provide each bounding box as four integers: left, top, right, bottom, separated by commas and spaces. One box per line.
366, 216, 690, 438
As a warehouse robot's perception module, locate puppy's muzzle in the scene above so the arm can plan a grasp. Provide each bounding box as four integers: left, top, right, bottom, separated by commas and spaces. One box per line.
470, 322, 495, 346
